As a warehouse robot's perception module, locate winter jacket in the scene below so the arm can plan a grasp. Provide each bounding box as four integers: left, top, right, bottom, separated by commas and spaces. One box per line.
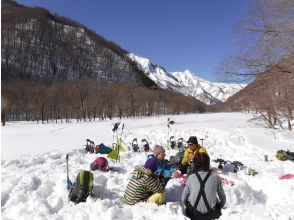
181, 145, 208, 166
96, 143, 113, 154
181, 171, 226, 213
147, 155, 176, 178
123, 166, 165, 205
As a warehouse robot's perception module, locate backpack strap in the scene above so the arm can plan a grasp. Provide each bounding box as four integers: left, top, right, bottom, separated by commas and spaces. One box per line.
76, 171, 86, 203
193, 172, 211, 212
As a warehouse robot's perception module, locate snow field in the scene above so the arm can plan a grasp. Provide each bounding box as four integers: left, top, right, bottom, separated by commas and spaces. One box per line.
1, 113, 294, 220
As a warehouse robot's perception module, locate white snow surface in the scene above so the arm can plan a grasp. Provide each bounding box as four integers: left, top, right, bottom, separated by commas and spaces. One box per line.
127, 53, 246, 104
1, 112, 294, 220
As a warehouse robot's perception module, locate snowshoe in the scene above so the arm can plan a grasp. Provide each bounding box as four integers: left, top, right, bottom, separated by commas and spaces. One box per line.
132, 138, 139, 152
177, 138, 184, 149
170, 136, 176, 149
141, 139, 150, 152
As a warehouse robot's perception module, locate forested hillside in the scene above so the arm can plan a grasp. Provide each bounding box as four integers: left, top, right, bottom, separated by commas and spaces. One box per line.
1, 0, 206, 124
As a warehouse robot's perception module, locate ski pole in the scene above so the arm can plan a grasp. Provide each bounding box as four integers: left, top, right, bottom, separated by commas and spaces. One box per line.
167, 118, 170, 149
66, 154, 72, 190
117, 141, 120, 163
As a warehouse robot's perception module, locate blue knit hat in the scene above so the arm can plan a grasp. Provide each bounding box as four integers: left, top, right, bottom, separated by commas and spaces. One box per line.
144, 158, 158, 172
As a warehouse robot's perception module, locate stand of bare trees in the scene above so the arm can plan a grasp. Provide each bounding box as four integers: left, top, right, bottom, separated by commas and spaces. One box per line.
1, 3, 155, 88
219, 0, 294, 130
1, 80, 206, 124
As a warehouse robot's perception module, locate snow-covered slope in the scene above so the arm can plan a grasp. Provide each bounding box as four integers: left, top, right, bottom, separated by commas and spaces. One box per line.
128, 53, 246, 104
127, 53, 182, 89
2, 113, 294, 219
172, 70, 246, 104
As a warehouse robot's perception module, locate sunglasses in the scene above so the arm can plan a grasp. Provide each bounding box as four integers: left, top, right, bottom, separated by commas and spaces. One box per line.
188, 143, 195, 146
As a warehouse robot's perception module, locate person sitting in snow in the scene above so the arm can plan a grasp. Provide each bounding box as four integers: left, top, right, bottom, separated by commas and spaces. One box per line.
147, 145, 176, 185
180, 136, 208, 174
123, 158, 165, 205
182, 153, 226, 220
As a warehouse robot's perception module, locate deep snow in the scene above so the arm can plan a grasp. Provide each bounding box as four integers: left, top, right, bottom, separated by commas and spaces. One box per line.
1, 113, 294, 220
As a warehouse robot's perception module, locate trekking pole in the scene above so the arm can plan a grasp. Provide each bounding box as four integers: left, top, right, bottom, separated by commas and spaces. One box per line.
115, 129, 118, 163
118, 124, 124, 162
167, 118, 170, 149
200, 138, 204, 147
121, 124, 124, 137
117, 141, 120, 163
66, 154, 72, 190
167, 118, 175, 149
112, 122, 120, 143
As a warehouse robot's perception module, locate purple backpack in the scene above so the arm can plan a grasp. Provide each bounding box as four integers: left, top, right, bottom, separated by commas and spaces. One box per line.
90, 157, 109, 171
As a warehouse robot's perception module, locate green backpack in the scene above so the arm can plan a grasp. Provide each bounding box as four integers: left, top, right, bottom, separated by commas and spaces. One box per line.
68, 170, 94, 204
276, 150, 294, 161
276, 150, 287, 161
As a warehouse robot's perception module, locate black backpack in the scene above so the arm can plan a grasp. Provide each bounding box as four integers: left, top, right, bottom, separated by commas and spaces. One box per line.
68, 170, 94, 204
276, 150, 294, 161
168, 149, 185, 169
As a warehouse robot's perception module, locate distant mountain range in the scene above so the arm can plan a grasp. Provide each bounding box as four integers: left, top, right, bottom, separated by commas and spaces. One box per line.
128, 53, 246, 104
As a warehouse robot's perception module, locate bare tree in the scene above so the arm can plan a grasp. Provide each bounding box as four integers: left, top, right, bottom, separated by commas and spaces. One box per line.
220, 0, 294, 81
218, 0, 294, 130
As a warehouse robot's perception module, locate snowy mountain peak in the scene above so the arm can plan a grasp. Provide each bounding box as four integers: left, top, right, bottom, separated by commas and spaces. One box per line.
128, 53, 181, 89
128, 53, 153, 74
172, 70, 206, 86
128, 53, 247, 104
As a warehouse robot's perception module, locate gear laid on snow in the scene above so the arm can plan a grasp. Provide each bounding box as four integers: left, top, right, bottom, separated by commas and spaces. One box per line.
66, 154, 73, 190
177, 138, 184, 149
85, 139, 95, 153
141, 139, 150, 152
68, 170, 94, 204
170, 136, 176, 149
276, 150, 294, 161
213, 159, 244, 173
246, 168, 258, 176
132, 138, 139, 152
279, 174, 294, 180
90, 157, 109, 171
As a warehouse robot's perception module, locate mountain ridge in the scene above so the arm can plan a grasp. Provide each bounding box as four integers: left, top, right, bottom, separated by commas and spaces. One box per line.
127, 53, 246, 104
1, 0, 157, 88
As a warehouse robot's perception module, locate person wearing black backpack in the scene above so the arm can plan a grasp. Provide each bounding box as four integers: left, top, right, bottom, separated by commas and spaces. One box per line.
181, 153, 226, 220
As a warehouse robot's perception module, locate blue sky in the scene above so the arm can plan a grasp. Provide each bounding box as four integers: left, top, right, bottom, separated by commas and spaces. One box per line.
16, 0, 253, 82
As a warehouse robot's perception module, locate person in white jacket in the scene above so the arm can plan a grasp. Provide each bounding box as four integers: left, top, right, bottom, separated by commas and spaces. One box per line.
181, 153, 226, 220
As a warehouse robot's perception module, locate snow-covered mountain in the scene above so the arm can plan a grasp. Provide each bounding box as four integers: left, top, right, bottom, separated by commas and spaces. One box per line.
128, 53, 246, 105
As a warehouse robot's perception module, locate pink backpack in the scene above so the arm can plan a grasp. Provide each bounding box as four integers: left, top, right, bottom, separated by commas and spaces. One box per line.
90, 157, 109, 171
